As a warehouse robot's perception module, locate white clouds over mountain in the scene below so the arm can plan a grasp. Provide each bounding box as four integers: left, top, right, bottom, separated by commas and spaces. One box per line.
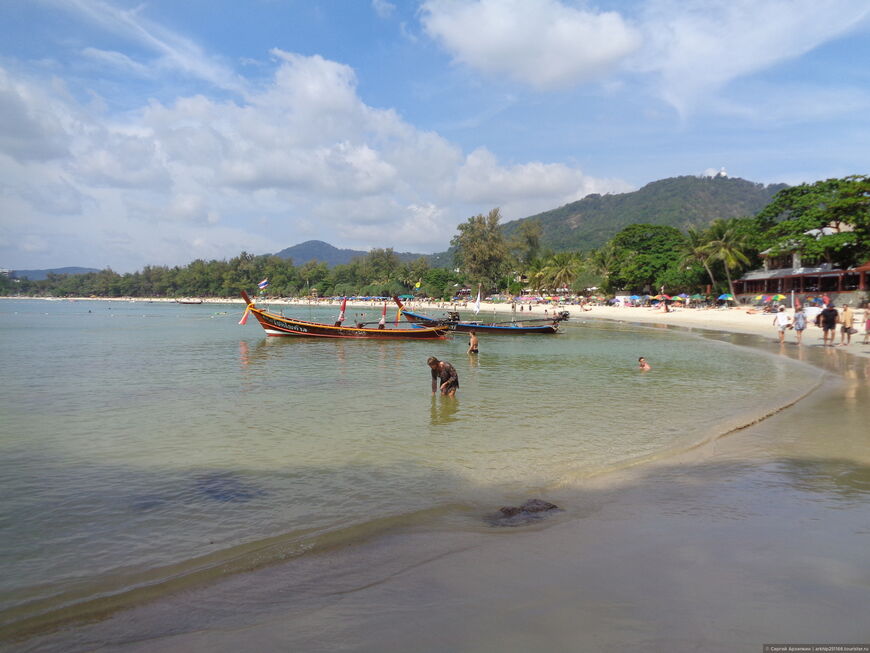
0, 48, 620, 269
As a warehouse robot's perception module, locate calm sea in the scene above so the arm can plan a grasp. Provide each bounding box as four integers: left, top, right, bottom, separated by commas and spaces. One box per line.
0, 299, 824, 637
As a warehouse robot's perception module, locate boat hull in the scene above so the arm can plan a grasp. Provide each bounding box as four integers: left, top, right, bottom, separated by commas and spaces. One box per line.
245, 304, 448, 339
400, 309, 560, 334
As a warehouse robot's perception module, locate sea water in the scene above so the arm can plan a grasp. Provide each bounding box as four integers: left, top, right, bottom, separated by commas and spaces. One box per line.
0, 299, 824, 637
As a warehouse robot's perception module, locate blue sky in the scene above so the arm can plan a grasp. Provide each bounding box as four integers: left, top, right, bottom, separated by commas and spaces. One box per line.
1, 0, 868, 272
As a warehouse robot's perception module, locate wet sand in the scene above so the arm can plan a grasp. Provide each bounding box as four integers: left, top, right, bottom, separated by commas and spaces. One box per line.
9, 314, 870, 653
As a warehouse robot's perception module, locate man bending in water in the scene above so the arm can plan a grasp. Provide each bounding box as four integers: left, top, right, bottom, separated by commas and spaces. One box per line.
428, 356, 459, 397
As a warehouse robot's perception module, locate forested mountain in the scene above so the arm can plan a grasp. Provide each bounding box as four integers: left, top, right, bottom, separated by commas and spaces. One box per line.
11, 267, 99, 281
274, 240, 426, 266
501, 175, 787, 253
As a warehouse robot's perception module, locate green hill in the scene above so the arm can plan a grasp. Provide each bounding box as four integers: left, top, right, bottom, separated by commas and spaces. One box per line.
502, 175, 787, 252
273, 240, 427, 267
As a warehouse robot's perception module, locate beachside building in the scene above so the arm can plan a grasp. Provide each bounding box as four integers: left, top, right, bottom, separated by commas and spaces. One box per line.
733, 221, 868, 303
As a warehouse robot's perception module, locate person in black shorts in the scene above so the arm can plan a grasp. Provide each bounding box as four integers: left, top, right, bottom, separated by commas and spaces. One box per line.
818, 303, 839, 346
428, 356, 458, 397
467, 330, 479, 355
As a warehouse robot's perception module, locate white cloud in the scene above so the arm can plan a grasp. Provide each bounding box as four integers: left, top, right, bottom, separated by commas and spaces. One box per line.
0, 51, 630, 270
455, 148, 632, 217
421, 0, 870, 117
0, 68, 70, 162
46, 0, 247, 94
635, 0, 870, 114
421, 0, 641, 89
81, 47, 153, 78
372, 0, 396, 19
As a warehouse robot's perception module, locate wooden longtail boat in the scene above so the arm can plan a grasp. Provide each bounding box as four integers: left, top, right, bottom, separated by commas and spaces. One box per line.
240, 291, 449, 339
393, 297, 568, 334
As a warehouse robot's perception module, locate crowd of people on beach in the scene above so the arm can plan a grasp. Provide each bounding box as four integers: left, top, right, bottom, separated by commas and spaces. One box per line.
772, 302, 867, 346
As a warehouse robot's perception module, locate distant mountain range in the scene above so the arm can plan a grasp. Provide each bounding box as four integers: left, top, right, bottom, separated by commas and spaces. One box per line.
13, 175, 789, 274
502, 175, 788, 253
273, 240, 428, 266
11, 267, 100, 281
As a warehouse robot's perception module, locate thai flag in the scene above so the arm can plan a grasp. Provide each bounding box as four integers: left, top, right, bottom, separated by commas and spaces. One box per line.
258, 278, 269, 289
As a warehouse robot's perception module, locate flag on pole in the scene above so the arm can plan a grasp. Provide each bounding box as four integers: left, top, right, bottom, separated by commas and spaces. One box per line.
474, 286, 481, 314
379, 303, 387, 328
337, 297, 347, 324
258, 278, 269, 289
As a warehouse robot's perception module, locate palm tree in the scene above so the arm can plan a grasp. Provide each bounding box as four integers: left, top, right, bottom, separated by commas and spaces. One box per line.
706, 219, 750, 298
679, 226, 717, 290
543, 252, 584, 292
589, 242, 618, 293
525, 256, 548, 293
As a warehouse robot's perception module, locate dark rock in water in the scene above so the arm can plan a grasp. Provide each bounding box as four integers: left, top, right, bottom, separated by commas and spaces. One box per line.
499, 498, 559, 517
195, 473, 265, 503
488, 498, 560, 526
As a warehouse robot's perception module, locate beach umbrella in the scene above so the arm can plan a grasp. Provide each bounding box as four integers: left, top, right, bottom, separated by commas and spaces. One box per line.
671, 295, 684, 301
629, 295, 641, 301
754, 294, 765, 301
718, 293, 734, 301
771, 294, 786, 301
677, 293, 689, 298
690, 293, 704, 300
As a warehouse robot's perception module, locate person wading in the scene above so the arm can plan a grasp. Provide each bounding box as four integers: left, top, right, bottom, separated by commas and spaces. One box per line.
428, 356, 458, 398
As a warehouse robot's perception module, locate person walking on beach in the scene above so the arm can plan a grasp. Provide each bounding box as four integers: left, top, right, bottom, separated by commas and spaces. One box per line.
638, 356, 651, 371
467, 330, 479, 355
839, 303, 855, 346
863, 306, 870, 345
792, 306, 807, 345
428, 356, 459, 397
773, 305, 791, 344
819, 303, 839, 346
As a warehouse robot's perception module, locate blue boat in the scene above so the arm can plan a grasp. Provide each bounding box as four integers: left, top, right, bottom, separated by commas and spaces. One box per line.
393, 297, 568, 334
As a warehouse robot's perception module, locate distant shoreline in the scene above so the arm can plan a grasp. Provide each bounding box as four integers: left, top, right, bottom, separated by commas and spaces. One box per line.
4, 294, 867, 359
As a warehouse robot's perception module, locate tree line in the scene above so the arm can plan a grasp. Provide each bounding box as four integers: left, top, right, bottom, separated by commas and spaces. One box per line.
4, 175, 867, 300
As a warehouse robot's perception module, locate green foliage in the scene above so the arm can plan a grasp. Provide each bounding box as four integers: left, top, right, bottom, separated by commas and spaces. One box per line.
450, 208, 510, 290
607, 224, 687, 293
757, 175, 870, 266
508, 219, 542, 266
421, 267, 461, 300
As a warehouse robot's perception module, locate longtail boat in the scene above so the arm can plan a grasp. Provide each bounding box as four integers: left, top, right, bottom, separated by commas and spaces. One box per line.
239, 291, 449, 339
393, 297, 568, 334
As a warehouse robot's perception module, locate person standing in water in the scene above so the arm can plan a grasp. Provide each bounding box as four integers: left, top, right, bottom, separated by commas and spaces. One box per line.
638, 357, 651, 371
839, 303, 855, 346
428, 356, 459, 397
773, 305, 792, 344
467, 330, 479, 355
792, 306, 807, 345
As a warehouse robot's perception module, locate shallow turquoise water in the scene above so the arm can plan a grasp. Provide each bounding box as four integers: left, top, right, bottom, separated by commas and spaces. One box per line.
0, 299, 823, 631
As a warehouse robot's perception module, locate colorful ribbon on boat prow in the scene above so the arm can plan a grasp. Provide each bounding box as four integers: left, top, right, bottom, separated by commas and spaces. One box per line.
239, 302, 254, 325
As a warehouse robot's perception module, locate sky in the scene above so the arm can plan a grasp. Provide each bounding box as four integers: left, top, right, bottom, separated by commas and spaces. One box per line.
1, 0, 869, 273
